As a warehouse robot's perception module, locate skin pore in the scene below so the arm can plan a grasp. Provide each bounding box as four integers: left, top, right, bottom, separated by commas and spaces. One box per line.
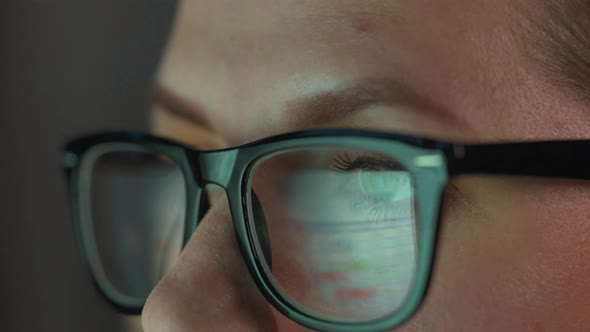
137, 0, 590, 331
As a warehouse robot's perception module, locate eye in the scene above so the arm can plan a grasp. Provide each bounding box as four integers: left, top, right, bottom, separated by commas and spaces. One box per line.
333, 153, 412, 203
359, 170, 412, 202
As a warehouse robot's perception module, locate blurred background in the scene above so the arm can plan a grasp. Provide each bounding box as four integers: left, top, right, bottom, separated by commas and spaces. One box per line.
2, 1, 177, 331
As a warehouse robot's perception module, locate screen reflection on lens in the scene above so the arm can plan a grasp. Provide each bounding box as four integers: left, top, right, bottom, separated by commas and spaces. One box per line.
250, 147, 418, 322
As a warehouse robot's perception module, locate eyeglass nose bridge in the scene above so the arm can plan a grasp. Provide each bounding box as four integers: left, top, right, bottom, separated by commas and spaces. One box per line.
186, 147, 274, 270
182, 148, 240, 238
190, 149, 239, 188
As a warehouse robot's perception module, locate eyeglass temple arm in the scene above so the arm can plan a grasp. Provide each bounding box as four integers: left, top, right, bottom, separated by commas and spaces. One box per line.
446, 141, 590, 180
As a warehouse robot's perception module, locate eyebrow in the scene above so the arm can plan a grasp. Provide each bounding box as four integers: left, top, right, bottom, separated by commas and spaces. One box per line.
154, 78, 462, 134
284, 78, 459, 128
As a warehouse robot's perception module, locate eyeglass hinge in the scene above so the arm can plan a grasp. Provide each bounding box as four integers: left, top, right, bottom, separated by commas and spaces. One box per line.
453, 145, 466, 159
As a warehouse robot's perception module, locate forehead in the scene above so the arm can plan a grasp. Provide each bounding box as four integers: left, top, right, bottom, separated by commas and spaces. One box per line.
158, 0, 586, 143
169, 0, 513, 45
163, 0, 516, 80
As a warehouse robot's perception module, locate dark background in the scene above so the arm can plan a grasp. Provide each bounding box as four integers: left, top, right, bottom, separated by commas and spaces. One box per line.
2, 1, 177, 331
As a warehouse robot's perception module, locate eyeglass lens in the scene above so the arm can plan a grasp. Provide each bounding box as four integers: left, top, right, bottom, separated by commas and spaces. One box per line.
89, 149, 186, 300
249, 147, 418, 323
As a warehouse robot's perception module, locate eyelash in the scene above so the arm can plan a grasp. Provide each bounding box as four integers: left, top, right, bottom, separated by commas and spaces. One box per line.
332, 153, 403, 171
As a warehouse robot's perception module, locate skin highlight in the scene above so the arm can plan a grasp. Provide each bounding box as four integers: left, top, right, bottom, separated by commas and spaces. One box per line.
136, 1, 590, 331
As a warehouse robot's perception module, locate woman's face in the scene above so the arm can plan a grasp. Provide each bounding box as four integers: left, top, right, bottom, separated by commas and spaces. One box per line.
141, 1, 590, 331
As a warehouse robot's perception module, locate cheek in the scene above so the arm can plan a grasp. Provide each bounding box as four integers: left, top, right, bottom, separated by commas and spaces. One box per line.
520, 181, 590, 330
402, 177, 590, 331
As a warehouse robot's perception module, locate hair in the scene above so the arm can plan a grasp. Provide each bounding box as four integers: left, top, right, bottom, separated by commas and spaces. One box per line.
523, 0, 590, 102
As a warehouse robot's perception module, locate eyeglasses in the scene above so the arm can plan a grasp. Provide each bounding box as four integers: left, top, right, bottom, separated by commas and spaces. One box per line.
62, 128, 590, 331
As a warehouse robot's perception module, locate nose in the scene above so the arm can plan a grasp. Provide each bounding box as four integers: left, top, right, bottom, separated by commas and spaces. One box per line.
141, 194, 277, 331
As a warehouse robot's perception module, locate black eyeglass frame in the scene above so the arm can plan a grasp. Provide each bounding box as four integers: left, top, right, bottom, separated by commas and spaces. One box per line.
62, 128, 590, 332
